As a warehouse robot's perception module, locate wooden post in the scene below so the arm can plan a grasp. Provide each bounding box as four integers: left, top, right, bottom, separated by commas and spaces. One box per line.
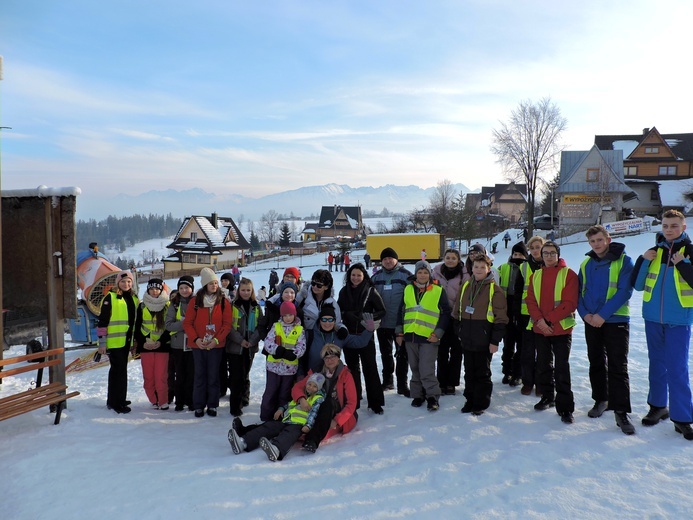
44, 197, 66, 388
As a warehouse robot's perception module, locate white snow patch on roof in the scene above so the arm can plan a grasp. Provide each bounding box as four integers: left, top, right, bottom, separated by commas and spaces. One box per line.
612, 140, 639, 158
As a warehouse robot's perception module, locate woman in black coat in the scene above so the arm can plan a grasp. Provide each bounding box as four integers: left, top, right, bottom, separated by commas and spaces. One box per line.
337, 263, 387, 414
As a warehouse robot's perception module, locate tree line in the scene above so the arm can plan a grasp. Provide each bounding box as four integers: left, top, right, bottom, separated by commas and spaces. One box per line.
76, 213, 183, 252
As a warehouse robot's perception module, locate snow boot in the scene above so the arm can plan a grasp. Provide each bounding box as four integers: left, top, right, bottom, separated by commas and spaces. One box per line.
588, 400, 608, 418
641, 405, 669, 426
615, 411, 635, 435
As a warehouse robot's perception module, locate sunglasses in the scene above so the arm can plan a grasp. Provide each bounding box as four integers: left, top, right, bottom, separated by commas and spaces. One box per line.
320, 317, 335, 323
322, 352, 339, 359
311, 281, 325, 288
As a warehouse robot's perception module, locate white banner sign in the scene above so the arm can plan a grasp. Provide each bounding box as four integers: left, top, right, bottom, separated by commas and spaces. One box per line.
603, 218, 644, 236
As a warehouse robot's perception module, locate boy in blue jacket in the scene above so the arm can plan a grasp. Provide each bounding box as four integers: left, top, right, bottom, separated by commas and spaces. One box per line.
578, 225, 634, 434
632, 210, 693, 440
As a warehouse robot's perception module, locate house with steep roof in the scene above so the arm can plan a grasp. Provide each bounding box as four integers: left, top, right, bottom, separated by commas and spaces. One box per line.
594, 127, 693, 216
306, 205, 365, 241
595, 127, 693, 180
163, 212, 250, 277
556, 145, 636, 232
465, 182, 527, 224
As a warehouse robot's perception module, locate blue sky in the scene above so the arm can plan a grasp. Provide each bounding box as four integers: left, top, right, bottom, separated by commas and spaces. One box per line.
1, 0, 691, 202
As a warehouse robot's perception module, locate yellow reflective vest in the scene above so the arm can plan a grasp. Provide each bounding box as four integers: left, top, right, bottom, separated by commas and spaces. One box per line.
580, 254, 629, 317
643, 246, 693, 307
140, 303, 170, 341
283, 392, 322, 426
105, 293, 139, 349
403, 283, 444, 338
459, 280, 495, 323
528, 268, 577, 330
268, 322, 303, 366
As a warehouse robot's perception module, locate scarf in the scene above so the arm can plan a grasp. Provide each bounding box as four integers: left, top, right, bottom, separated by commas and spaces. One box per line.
143, 291, 168, 312
441, 263, 463, 280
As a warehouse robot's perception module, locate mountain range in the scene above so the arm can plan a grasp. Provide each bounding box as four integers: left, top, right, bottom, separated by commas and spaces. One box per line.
75, 183, 473, 221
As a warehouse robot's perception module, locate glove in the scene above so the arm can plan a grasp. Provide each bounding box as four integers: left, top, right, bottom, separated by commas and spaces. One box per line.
283, 350, 297, 362
275, 335, 282, 346
360, 312, 377, 332
96, 327, 107, 337
336, 326, 348, 340
274, 346, 288, 359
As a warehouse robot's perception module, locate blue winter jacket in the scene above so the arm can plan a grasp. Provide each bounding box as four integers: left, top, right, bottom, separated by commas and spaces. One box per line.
633, 232, 693, 326
577, 242, 633, 324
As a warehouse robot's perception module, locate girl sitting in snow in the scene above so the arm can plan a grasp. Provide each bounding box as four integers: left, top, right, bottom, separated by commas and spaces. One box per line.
228, 373, 326, 462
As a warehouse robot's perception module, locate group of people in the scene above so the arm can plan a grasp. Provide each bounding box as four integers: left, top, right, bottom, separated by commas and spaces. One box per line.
95, 210, 693, 464
327, 251, 351, 272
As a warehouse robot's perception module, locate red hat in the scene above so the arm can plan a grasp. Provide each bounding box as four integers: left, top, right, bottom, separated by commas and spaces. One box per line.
280, 301, 297, 316
283, 267, 300, 282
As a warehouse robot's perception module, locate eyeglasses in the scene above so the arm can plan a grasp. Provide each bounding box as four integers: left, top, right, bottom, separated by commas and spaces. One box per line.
311, 281, 324, 288
320, 317, 335, 323
322, 352, 338, 359
542, 251, 558, 257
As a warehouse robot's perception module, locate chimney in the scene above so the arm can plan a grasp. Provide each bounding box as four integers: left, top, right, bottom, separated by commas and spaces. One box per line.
643, 128, 650, 135
211, 212, 218, 228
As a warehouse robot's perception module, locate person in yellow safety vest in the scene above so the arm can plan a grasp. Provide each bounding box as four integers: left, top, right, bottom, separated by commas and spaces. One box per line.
498, 241, 530, 388
525, 241, 578, 424
454, 254, 508, 415
632, 209, 693, 440
260, 301, 307, 421
520, 235, 546, 397
134, 278, 171, 411
396, 260, 451, 412
97, 270, 139, 414
228, 372, 326, 461
577, 225, 635, 435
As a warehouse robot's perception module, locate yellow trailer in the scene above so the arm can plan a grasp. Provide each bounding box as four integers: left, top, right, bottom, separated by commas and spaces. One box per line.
366, 233, 445, 263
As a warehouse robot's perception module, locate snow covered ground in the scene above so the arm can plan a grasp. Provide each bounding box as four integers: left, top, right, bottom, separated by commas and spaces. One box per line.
3, 228, 693, 519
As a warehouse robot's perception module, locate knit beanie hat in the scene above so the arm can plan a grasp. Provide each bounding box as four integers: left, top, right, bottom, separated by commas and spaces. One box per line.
511, 241, 528, 258
280, 301, 297, 316
319, 304, 337, 319
278, 281, 299, 296
414, 260, 432, 276
307, 373, 326, 391
283, 267, 301, 282
147, 278, 164, 292
177, 275, 194, 290
200, 267, 218, 286
380, 247, 398, 261
469, 243, 486, 255
116, 270, 134, 285
220, 272, 234, 283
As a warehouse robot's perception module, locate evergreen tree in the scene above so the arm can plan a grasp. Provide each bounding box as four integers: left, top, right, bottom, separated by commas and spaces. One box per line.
279, 222, 291, 247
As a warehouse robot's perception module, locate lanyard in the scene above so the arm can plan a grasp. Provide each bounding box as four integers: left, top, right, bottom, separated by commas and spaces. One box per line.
469, 280, 484, 307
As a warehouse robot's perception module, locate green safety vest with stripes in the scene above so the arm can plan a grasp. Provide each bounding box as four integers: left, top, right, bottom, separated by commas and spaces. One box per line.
459, 280, 496, 323
579, 254, 629, 317
105, 293, 139, 349
403, 283, 444, 338
283, 392, 322, 426
643, 246, 693, 307
268, 322, 303, 366
518, 262, 532, 316
139, 303, 170, 341
232, 304, 260, 333
527, 268, 576, 331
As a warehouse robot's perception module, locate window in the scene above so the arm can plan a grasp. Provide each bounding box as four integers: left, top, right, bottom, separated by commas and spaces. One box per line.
586, 169, 599, 182
644, 147, 659, 154
659, 166, 677, 176
190, 232, 198, 242
624, 166, 637, 176
650, 189, 659, 201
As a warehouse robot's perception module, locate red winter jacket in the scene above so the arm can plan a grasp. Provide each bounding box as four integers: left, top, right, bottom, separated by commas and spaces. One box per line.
292, 362, 358, 436
525, 258, 578, 336
182, 293, 233, 348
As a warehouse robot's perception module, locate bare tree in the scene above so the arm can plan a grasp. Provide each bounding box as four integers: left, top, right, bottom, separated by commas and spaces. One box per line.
260, 210, 279, 243
448, 192, 479, 251
491, 97, 567, 237
429, 179, 456, 233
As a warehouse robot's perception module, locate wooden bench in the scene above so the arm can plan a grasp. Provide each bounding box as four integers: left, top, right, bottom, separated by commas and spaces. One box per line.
0, 348, 80, 425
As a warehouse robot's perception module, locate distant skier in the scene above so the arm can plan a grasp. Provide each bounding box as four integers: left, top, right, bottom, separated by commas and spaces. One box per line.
503, 232, 511, 249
